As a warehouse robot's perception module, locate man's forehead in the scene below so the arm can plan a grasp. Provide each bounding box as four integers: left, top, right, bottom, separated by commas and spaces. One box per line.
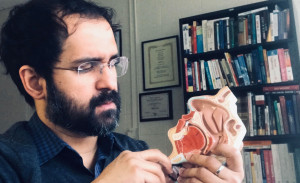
63, 14, 111, 34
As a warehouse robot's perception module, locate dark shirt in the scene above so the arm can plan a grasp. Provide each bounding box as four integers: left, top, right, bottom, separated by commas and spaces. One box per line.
0, 113, 148, 183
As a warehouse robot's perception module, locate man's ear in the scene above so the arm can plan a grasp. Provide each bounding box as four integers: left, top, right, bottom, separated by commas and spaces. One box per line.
19, 65, 46, 100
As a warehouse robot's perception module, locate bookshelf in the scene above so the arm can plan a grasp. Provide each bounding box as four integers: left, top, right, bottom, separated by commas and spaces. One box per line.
179, 0, 300, 182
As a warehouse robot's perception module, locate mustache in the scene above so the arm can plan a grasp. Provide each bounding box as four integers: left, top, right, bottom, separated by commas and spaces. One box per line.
89, 89, 121, 110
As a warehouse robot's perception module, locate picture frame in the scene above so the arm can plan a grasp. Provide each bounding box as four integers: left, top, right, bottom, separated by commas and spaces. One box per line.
114, 29, 122, 56
139, 90, 173, 122
142, 36, 180, 90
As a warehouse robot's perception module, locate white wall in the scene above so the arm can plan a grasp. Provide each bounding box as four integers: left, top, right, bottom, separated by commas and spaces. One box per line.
1, 0, 300, 156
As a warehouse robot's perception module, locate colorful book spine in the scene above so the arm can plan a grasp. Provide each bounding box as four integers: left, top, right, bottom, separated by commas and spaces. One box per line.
204, 61, 214, 90
277, 48, 288, 82
279, 96, 290, 134
196, 25, 204, 53
286, 100, 296, 134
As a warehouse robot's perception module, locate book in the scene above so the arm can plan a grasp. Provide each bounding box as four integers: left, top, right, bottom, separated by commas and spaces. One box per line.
196, 25, 204, 53
286, 99, 296, 134
294, 148, 300, 183
252, 95, 257, 136
249, 151, 257, 183
204, 61, 214, 90
214, 59, 226, 87
256, 95, 265, 135
284, 49, 293, 81
187, 60, 194, 92
267, 49, 282, 83
184, 58, 189, 92
200, 60, 207, 91
191, 61, 196, 91
288, 152, 297, 183
243, 140, 272, 149
292, 94, 300, 133
264, 106, 270, 135
273, 100, 282, 135
263, 150, 273, 183
243, 151, 253, 183
237, 54, 251, 86
263, 84, 299, 92
277, 102, 285, 135
192, 21, 198, 54
252, 48, 262, 84
202, 20, 208, 52
266, 94, 276, 135
206, 19, 215, 51
279, 96, 289, 134
237, 96, 249, 136
277, 48, 288, 82
258, 46, 267, 84
221, 58, 234, 87
247, 92, 254, 136
238, 16, 247, 46
263, 49, 271, 83
271, 144, 282, 182
244, 53, 254, 84
233, 57, 244, 86
194, 61, 201, 91
208, 61, 217, 89
182, 24, 190, 54
224, 52, 239, 86
255, 14, 262, 44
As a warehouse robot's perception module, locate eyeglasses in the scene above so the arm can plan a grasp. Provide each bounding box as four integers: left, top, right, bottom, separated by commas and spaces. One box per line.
53, 56, 128, 78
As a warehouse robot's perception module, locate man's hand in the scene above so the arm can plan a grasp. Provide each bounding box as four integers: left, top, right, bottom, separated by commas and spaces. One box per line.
92, 149, 173, 183
177, 144, 244, 183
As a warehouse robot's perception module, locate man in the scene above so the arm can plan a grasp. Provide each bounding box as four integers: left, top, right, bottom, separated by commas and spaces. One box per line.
0, 0, 244, 182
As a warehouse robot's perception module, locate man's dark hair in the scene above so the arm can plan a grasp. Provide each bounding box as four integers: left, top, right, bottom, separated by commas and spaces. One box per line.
0, 0, 119, 107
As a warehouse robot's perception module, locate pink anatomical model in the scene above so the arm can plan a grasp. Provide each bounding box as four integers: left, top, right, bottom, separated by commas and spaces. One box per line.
168, 86, 246, 164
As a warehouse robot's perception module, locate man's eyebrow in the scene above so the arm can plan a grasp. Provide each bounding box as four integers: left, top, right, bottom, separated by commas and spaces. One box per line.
70, 54, 119, 65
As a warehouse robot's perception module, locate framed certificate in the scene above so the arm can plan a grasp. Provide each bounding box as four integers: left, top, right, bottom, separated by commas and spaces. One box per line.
142, 36, 180, 90
139, 90, 173, 122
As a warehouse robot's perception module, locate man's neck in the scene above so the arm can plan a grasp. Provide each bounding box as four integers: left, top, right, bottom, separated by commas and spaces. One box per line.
36, 108, 98, 171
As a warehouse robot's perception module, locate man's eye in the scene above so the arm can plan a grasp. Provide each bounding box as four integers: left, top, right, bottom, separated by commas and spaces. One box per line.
78, 62, 97, 72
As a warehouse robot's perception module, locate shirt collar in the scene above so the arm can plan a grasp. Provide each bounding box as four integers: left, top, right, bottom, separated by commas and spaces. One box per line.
27, 112, 120, 167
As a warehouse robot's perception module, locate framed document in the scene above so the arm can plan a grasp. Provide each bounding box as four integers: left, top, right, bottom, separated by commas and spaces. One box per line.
139, 90, 173, 122
114, 29, 122, 56
142, 36, 180, 90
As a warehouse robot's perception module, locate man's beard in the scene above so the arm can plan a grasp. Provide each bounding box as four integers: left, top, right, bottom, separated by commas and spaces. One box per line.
45, 80, 121, 137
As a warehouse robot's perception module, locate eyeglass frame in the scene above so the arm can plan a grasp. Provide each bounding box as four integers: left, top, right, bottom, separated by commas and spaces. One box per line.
52, 56, 129, 77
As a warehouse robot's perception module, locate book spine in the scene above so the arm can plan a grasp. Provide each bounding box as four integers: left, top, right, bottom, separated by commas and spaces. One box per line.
202, 20, 208, 52
292, 94, 300, 134
263, 49, 271, 83
194, 61, 200, 91
187, 60, 194, 92
284, 49, 293, 81
286, 100, 296, 134
273, 100, 282, 135
248, 92, 254, 136
256, 14, 262, 44
258, 46, 267, 84
207, 20, 215, 51
204, 61, 214, 90
192, 21, 197, 54
182, 24, 190, 54
277, 48, 288, 82
271, 144, 282, 182
184, 58, 189, 92
200, 60, 207, 91
279, 96, 289, 134
196, 25, 204, 53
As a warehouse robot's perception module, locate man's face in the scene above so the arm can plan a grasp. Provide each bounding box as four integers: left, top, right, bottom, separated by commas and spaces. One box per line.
46, 16, 120, 136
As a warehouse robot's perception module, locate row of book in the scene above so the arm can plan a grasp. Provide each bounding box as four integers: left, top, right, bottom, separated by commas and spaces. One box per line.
183, 5, 290, 54
242, 140, 299, 183
184, 47, 293, 92
237, 85, 300, 137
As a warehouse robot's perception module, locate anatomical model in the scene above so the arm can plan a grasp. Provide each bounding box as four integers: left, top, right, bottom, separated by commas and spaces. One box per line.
168, 86, 246, 164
